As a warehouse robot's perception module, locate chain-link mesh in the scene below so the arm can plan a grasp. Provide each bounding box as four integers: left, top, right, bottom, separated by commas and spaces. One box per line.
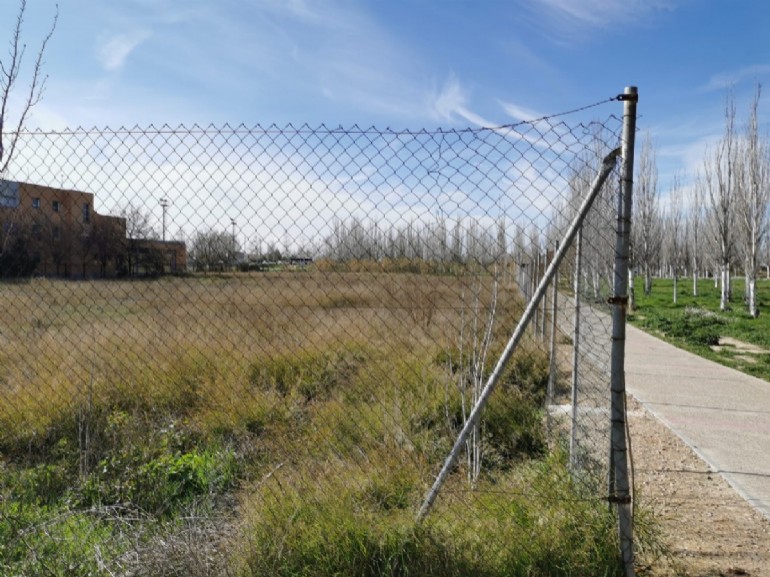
1, 105, 624, 576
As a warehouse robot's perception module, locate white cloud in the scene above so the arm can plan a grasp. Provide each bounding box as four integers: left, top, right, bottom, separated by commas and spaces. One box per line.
540, 0, 674, 25
523, 0, 676, 42
500, 101, 546, 122
432, 75, 497, 127
97, 31, 150, 71
702, 65, 770, 92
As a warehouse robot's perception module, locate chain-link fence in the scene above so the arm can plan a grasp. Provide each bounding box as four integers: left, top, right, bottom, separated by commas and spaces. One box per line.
0, 95, 634, 576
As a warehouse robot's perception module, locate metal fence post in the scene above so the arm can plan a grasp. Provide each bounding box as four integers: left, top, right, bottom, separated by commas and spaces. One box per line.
569, 227, 582, 472
533, 251, 540, 338
540, 251, 548, 342
547, 241, 559, 407
610, 86, 638, 577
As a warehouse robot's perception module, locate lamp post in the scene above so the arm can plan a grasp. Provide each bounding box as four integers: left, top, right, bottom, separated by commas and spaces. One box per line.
230, 218, 237, 270
160, 197, 169, 242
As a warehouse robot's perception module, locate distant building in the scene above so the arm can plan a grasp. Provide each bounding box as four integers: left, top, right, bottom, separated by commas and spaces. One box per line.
0, 180, 186, 278
128, 238, 187, 275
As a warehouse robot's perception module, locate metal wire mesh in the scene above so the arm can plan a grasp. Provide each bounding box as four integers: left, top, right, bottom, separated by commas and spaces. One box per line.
0, 106, 624, 576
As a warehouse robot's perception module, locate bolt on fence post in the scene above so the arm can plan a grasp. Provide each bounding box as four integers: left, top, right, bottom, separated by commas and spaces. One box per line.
610, 86, 638, 577
569, 227, 583, 472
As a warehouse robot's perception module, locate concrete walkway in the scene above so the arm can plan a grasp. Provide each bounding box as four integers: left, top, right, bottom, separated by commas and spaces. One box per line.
625, 324, 770, 520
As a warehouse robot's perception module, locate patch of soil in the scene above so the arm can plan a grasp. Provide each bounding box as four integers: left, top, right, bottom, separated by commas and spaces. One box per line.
628, 395, 770, 576
710, 337, 770, 355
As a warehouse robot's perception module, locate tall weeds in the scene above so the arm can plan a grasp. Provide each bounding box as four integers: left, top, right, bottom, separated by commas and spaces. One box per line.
0, 273, 631, 576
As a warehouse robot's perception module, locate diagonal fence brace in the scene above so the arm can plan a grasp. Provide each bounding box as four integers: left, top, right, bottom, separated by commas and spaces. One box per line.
416, 147, 621, 522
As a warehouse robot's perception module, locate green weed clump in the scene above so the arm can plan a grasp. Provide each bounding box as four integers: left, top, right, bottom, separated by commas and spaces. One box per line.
234, 452, 622, 577
640, 308, 724, 347
0, 501, 126, 577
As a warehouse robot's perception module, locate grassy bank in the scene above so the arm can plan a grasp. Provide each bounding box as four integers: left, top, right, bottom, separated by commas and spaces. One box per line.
0, 272, 626, 576
629, 276, 770, 379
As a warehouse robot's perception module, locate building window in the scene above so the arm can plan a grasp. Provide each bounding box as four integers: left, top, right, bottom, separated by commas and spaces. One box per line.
52, 200, 60, 212
53, 226, 60, 240
32, 198, 41, 209
83, 203, 90, 223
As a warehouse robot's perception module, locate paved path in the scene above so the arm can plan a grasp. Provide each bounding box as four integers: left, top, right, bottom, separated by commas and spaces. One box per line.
625, 324, 770, 520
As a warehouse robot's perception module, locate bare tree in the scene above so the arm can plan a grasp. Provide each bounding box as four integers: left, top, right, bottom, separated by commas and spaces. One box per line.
704, 95, 739, 311
190, 228, 240, 271
0, 0, 58, 174
0, 1, 57, 269
687, 173, 706, 296
666, 173, 685, 304
634, 133, 661, 296
737, 84, 770, 318
121, 202, 159, 275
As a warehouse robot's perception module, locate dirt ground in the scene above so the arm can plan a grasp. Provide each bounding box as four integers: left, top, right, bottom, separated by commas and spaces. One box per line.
628, 394, 770, 576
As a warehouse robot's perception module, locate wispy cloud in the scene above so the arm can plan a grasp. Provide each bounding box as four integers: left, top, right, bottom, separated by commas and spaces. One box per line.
97, 31, 150, 71
702, 65, 770, 92
523, 0, 675, 42
499, 101, 546, 122
432, 75, 497, 127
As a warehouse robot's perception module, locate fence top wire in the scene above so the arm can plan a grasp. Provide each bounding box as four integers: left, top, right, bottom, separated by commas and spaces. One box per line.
1, 94, 624, 266
7, 95, 621, 137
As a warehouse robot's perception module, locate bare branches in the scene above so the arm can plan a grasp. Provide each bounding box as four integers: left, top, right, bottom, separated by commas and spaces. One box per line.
666, 172, 684, 304
634, 133, 660, 296
0, 0, 59, 174
737, 84, 770, 317
703, 93, 739, 311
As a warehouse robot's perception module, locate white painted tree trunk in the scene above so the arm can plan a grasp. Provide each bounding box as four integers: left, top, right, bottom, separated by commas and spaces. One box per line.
720, 262, 729, 311
749, 277, 758, 318
673, 273, 678, 305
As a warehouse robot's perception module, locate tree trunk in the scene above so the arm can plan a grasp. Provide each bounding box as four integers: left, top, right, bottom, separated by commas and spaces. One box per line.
692, 268, 698, 297
720, 261, 730, 311
749, 276, 758, 318
673, 273, 678, 305
745, 267, 750, 304
628, 268, 636, 311
644, 263, 652, 296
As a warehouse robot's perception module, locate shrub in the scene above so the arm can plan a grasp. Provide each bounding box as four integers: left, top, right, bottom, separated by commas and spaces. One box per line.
79, 427, 238, 516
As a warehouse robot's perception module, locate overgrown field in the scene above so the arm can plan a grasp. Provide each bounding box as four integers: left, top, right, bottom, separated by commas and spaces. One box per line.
0, 270, 624, 576
629, 276, 770, 379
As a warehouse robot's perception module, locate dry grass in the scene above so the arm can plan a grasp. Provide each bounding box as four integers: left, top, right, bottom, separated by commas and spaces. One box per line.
0, 271, 518, 441
0, 269, 628, 577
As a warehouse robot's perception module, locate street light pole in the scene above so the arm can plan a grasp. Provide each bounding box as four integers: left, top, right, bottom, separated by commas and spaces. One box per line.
231, 218, 237, 270
160, 197, 169, 242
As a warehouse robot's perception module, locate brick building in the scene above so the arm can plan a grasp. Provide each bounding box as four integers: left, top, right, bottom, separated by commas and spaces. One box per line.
0, 180, 186, 278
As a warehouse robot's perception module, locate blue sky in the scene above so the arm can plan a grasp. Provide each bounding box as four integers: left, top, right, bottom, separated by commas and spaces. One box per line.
3, 0, 770, 242
5, 0, 769, 185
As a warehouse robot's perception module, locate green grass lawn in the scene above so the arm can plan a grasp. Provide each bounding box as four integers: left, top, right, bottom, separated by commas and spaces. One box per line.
629, 275, 770, 379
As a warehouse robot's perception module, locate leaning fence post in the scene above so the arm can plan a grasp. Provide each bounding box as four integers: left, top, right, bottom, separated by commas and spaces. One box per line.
610, 85, 638, 577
